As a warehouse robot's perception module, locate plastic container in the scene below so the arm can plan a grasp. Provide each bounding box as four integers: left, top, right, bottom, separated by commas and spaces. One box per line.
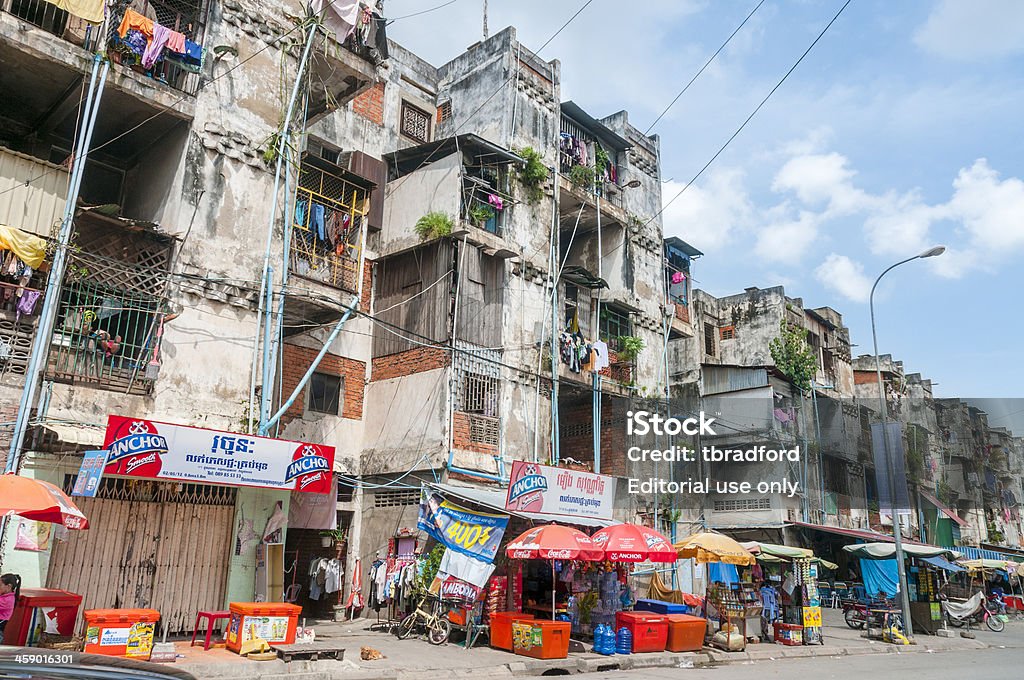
225, 602, 301, 654
773, 622, 803, 646
490, 612, 536, 651
512, 620, 571, 659
83, 609, 160, 659
615, 611, 668, 653
665, 613, 706, 652
616, 627, 633, 654
634, 598, 689, 615
2, 588, 82, 646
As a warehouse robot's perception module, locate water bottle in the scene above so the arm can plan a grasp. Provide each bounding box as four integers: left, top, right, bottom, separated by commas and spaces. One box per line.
616, 626, 633, 655
602, 624, 617, 655
593, 624, 606, 654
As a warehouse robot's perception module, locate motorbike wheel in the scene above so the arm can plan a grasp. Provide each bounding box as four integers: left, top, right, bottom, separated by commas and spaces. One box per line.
396, 614, 418, 639
844, 608, 865, 629
946, 614, 964, 628
985, 613, 1005, 633
428, 618, 451, 645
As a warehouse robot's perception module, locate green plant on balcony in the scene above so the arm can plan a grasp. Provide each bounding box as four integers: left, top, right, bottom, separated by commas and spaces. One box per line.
414, 211, 453, 240
513, 146, 548, 203
769, 320, 818, 393
468, 204, 494, 226
568, 163, 595, 191
617, 335, 645, 362
594, 145, 610, 179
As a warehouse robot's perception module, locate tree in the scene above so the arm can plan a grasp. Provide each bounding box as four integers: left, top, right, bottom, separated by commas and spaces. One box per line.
769, 320, 818, 393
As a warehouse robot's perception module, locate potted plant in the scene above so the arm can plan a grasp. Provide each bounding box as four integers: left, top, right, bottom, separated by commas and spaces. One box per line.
319, 529, 345, 547
414, 211, 453, 240
616, 335, 645, 363
468, 204, 494, 227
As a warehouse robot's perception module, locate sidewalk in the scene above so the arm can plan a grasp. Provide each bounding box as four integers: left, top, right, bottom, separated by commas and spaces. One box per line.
173, 609, 1023, 680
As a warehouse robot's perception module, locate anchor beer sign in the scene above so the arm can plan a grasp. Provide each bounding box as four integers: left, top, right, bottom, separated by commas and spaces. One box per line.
103, 415, 335, 493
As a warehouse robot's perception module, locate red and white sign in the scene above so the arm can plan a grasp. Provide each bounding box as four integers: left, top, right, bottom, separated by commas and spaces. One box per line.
505, 460, 615, 521
102, 415, 334, 493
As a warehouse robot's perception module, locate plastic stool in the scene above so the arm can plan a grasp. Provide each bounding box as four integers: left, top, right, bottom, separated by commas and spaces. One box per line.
190, 610, 231, 650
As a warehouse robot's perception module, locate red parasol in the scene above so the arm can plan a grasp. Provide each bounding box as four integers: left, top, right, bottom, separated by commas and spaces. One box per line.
591, 523, 676, 563
505, 523, 602, 561
0, 473, 89, 530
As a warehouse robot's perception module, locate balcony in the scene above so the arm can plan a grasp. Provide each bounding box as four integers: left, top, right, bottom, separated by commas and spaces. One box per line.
664, 237, 700, 340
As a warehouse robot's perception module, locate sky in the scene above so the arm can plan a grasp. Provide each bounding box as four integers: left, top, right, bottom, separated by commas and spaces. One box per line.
386, 0, 1024, 399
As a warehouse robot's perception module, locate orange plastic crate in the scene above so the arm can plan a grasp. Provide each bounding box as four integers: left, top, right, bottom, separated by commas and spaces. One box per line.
83, 608, 160, 659
225, 602, 301, 654
512, 620, 570, 659
665, 613, 706, 652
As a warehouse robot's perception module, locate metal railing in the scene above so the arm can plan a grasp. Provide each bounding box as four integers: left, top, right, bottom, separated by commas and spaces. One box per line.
46, 277, 164, 395
2, 0, 92, 47
290, 165, 369, 293
105, 0, 205, 96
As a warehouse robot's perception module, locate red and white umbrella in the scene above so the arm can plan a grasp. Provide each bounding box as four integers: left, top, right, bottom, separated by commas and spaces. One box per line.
505, 523, 603, 561
0, 473, 89, 530
591, 523, 676, 563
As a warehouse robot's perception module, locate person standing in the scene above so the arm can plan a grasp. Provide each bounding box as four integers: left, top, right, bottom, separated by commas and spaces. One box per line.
0, 573, 22, 636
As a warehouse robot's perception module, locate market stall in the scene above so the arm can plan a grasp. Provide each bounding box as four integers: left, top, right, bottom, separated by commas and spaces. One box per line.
674, 531, 756, 652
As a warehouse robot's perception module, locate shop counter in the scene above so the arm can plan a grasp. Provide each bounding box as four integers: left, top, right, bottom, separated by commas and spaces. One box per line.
490, 612, 536, 651
83, 609, 160, 660
512, 619, 570, 659
2, 588, 82, 646
615, 611, 668, 653
665, 613, 706, 652
225, 602, 301, 654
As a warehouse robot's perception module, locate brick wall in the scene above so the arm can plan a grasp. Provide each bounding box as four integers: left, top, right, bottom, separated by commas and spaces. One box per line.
370, 346, 449, 382
675, 303, 690, 324
556, 395, 627, 476
281, 345, 366, 424
452, 410, 498, 456
361, 259, 373, 311
352, 82, 385, 126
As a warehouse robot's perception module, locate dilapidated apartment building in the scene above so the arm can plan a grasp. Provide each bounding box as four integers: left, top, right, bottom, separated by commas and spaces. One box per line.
0, 0, 680, 623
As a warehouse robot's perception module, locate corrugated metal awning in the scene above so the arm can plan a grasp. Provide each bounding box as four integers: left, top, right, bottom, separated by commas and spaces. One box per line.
35, 421, 106, 449
919, 489, 968, 526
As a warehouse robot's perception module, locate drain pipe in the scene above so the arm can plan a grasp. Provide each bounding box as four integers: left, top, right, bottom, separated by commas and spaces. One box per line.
259, 296, 358, 436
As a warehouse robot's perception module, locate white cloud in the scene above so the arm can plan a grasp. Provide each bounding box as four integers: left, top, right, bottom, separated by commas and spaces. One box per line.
914, 0, 1024, 60
771, 152, 869, 213
661, 169, 753, 253
814, 254, 872, 303
948, 159, 1024, 253
754, 210, 821, 264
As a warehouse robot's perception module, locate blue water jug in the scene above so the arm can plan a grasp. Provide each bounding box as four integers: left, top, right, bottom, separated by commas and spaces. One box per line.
602, 624, 617, 655
593, 624, 607, 654
616, 626, 633, 655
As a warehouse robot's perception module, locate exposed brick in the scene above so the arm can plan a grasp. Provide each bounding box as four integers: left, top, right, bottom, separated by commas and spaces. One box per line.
370, 346, 449, 382
361, 259, 373, 311
452, 410, 498, 456
352, 82, 385, 126
280, 344, 366, 425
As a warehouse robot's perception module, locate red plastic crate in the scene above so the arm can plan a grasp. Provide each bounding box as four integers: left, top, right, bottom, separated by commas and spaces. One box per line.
615, 611, 669, 653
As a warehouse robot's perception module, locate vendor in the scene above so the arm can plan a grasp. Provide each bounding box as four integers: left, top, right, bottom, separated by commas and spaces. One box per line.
0, 573, 21, 635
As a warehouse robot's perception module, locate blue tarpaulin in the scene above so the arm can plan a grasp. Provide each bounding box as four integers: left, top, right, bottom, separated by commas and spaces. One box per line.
861, 558, 898, 597
920, 555, 966, 573
708, 562, 739, 585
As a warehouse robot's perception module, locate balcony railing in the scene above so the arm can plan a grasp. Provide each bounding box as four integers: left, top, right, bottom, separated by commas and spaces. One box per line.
289, 164, 369, 293
2, 0, 99, 48
106, 1, 206, 96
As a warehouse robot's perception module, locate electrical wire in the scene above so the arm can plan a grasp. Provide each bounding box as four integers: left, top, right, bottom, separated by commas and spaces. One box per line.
387, 0, 460, 23
643, 0, 766, 135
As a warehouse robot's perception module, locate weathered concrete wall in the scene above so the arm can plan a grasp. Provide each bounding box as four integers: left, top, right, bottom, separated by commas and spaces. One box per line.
380, 152, 461, 255
225, 486, 291, 605
362, 367, 449, 473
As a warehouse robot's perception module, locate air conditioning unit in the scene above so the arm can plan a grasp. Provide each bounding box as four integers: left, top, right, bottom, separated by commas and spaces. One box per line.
662, 304, 675, 318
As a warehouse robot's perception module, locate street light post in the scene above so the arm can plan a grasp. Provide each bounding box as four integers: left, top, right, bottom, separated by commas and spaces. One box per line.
868, 245, 945, 643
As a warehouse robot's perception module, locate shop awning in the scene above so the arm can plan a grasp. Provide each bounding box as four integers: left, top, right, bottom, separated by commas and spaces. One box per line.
919, 489, 968, 527
428, 482, 616, 528
919, 555, 965, 572
35, 421, 106, 449
740, 541, 813, 560
788, 520, 929, 546
842, 542, 962, 561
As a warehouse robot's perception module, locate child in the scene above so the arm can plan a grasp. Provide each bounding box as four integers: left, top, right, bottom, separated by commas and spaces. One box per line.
0, 573, 21, 635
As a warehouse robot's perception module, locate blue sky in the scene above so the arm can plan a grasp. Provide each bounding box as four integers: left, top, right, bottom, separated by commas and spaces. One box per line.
388, 0, 1024, 398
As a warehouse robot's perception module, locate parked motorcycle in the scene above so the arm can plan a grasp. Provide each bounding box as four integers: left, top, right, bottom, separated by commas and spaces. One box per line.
942, 591, 1005, 632
843, 599, 868, 629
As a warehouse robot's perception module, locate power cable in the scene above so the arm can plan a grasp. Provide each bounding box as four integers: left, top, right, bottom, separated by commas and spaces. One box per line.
643, 0, 766, 135
387, 0, 460, 23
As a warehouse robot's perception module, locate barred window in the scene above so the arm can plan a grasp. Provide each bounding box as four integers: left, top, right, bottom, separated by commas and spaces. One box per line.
437, 100, 453, 124
401, 101, 431, 142
373, 488, 420, 507
461, 373, 499, 416
714, 497, 772, 512
719, 326, 735, 340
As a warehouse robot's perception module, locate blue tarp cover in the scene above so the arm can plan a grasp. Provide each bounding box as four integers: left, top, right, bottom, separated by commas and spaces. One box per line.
919, 555, 966, 573
708, 562, 739, 585
860, 558, 899, 597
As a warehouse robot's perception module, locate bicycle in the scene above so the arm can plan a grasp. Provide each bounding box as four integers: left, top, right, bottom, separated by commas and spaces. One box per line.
396, 594, 451, 645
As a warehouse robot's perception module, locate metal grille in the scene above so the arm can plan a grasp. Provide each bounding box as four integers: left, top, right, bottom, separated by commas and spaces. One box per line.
400, 101, 431, 142
468, 414, 499, 446
5, 0, 71, 39
373, 488, 420, 507
106, 0, 206, 96
291, 163, 368, 292
62, 474, 237, 505
438, 100, 453, 123
714, 498, 772, 512
599, 305, 631, 352
46, 276, 165, 395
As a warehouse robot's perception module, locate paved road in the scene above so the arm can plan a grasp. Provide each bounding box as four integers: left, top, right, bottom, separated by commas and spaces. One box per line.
597, 646, 1024, 679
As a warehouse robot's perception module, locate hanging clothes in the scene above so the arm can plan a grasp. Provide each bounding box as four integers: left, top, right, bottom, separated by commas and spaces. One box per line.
311, 203, 327, 242
15, 290, 41, 323
324, 558, 344, 594
142, 23, 172, 69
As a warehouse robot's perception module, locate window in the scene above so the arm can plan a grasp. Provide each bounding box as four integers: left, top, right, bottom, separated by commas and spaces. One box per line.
703, 322, 716, 357
564, 283, 579, 331
719, 326, 735, 340
714, 498, 772, 512
337, 482, 355, 503
373, 489, 420, 507
437, 100, 453, 124
308, 372, 342, 415
460, 373, 499, 416
400, 101, 431, 142
599, 305, 631, 352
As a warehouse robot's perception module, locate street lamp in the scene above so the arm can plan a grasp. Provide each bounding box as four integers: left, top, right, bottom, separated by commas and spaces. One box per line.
868, 245, 945, 642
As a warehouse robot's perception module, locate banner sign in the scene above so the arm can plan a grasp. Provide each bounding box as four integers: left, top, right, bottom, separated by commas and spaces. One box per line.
418, 490, 509, 561
505, 461, 615, 521
436, 574, 483, 602
72, 449, 109, 497
102, 415, 335, 493
871, 422, 911, 514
